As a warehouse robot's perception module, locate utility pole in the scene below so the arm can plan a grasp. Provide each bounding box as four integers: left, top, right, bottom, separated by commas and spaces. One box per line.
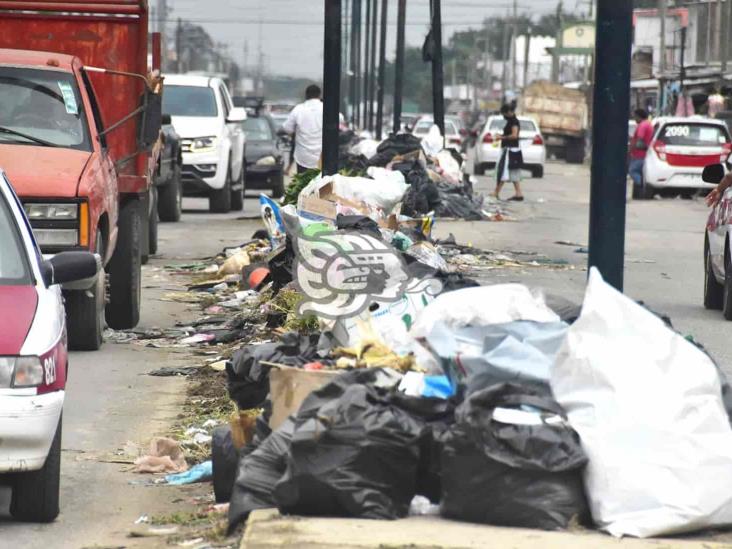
658, 0, 666, 74
501, 11, 509, 96
392, 0, 406, 133
511, 0, 518, 91
323, 0, 342, 176
363, 0, 371, 130
349, 0, 360, 126
354, 0, 362, 128
368, 0, 377, 133
523, 31, 531, 89
552, 1, 563, 83
175, 17, 182, 73
588, 0, 634, 291
342, 0, 350, 119
723, 0, 730, 77
376, 0, 388, 139
431, 0, 445, 140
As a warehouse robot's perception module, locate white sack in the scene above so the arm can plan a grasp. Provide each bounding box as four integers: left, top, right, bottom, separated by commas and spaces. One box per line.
410, 284, 558, 339
351, 138, 379, 159
421, 124, 444, 157
297, 173, 408, 214
551, 268, 732, 538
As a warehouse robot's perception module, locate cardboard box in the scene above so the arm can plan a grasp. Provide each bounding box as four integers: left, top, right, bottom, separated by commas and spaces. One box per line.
298, 182, 398, 229
269, 366, 340, 429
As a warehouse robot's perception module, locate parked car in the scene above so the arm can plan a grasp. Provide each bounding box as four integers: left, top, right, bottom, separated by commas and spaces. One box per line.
162, 74, 247, 213
412, 116, 465, 151
0, 171, 99, 522
640, 117, 732, 199
474, 116, 546, 178
702, 163, 732, 318
154, 114, 183, 223
243, 114, 286, 199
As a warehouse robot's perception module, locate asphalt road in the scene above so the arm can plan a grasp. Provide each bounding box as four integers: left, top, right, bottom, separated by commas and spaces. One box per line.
1, 160, 729, 546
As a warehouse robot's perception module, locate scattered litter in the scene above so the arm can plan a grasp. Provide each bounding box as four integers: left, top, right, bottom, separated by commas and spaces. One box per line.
134, 437, 187, 474
165, 461, 213, 485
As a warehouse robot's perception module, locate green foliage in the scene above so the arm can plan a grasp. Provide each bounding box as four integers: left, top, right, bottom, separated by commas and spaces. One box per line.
283, 168, 321, 206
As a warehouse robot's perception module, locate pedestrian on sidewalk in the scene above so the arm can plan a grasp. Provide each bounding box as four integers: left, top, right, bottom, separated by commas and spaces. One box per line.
492, 104, 524, 202
283, 85, 323, 174
629, 108, 653, 193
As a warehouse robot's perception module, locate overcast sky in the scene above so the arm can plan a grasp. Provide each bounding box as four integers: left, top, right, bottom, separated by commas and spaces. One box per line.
161, 0, 590, 78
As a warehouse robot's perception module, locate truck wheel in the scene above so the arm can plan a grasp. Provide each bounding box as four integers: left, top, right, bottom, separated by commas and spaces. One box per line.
705, 239, 724, 310
66, 230, 105, 351
11, 417, 61, 523
565, 140, 584, 164
148, 187, 158, 256
106, 199, 141, 330
272, 169, 285, 198
473, 162, 485, 176
230, 164, 245, 211
210, 165, 232, 213
158, 165, 182, 222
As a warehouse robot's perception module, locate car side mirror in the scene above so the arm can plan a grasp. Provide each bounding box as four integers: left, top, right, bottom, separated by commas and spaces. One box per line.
41, 251, 101, 287
227, 107, 248, 123
161, 113, 172, 125
139, 89, 162, 151
702, 163, 725, 184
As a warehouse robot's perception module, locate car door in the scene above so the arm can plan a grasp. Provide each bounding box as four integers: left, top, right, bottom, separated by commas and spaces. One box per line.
220, 85, 244, 179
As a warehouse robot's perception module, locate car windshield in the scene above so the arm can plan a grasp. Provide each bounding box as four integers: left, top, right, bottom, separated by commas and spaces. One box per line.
243, 117, 273, 140
0, 67, 91, 150
163, 85, 218, 117
658, 123, 730, 146
489, 119, 537, 133
0, 191, 31, 285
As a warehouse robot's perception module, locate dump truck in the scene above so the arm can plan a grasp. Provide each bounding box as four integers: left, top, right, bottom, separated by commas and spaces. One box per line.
519, 80, 588, 164
0, 0, 162, 350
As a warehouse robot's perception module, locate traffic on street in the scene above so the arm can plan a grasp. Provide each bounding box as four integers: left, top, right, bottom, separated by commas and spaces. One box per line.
3, 1, 732, 548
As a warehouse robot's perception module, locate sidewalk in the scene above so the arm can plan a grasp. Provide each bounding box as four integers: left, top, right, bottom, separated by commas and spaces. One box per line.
242, 509, 732, 548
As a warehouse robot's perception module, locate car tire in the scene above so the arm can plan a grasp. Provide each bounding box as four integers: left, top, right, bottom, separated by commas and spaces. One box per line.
565, 140, 585, 164
106, 199, 141, 330
705, 238, 724, 310
158, 164, 182, 222
210, 164, 232, 213
272, 169, 285, 198
473, 162, 485, 176
11, 416, 61, 523
66, 230, 105, 351
230, 164, 245, 212
532, 166, 544, 178
641, 181, 655, 200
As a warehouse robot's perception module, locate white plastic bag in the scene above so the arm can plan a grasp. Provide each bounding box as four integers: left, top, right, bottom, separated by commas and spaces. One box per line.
410, 284, 559, 339
551, 268, 732, 538
351, 138, 379, 159
421, 124, 444, 157
297, 173, 408, 214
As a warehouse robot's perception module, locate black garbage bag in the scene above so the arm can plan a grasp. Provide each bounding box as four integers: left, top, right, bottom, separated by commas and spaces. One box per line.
212, 425, 239, 503
273, 368, 441, 519
336, 214, 382, 239
267, 237, 295, 293
339, 153, 369, 175
441, 383, 590, 530
368, 133, 422, 166
435, 181, 484, 220
401, 167, 440, 217
228, 418, 296, 532
406, 260, 480, 294
226, 333, 322, 410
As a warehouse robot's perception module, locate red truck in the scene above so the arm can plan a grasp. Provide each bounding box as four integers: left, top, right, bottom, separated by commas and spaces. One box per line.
0, 0, 162, 350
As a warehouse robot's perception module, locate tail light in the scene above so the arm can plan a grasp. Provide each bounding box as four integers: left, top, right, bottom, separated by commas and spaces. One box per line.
722, 143, 732, 162
532, 134, 544, 146
653, 140, 667, 161
482, 133, 494, 144
450, 137, 462, 145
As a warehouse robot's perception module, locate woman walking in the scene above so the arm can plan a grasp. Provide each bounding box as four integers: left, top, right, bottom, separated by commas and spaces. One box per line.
492, 104, 524, 201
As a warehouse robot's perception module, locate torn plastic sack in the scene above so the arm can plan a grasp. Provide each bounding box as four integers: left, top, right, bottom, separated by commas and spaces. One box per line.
435, 181, 484, 220
441, 383, 589, 530
406, 261, 480, 293
410, 284, 559, 340
399, 164, 440, 218
134, 437, 187, 474
336, 214, 382, 239
369, 133, 422, 166
226, 333, 322, 410
338, 153, 369, 175
350, 138, 379, 159
273, 368, 435, 519
434, 149, 462, 184
228, 418, 296, 531
551, 268, 732, 538
426, 320, 568, 394
166, 460, 213, 485
212, 426, 239, 503
404, 241, 448, 271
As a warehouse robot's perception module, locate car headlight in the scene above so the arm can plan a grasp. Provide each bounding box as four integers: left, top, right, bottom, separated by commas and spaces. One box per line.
24, 203, 78, 220
0, 356, 44, 388
255, 155, 277, 166
191, 136, 218, 152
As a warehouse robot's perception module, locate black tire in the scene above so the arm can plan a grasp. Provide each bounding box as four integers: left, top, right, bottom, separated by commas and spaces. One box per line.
473, 162, 485, 176
66, 230, 105, 351
632, 183, 642, 200
11, 417, 61, 523
271, 169, 285, 199
705, 238, 724, 310
532, 166, 544, 178
230, 164, 245, 212
565, 141, 585, 164
148, 188, 158, 256
158, 164, 182, 222
106, 200, 141, 330
642, 181, 655, 200
723, 245, 732, 320
209, 164, 232, 213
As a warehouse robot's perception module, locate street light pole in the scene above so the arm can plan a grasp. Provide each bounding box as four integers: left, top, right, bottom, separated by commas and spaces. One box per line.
349, 0, 359, 126
376, 0, 388, 139
588, 0, 634, 291
431, 0, 445, 140
363, 0, 371, 130
323, 0, 342, 176
368, 0, 378, 133
393, 0, 406, 133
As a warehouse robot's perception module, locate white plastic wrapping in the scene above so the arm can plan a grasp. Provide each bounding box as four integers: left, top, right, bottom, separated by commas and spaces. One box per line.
551, 268, 732, 538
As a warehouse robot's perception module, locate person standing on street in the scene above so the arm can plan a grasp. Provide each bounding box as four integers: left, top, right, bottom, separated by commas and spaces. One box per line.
629, 108, 653, 193
492, 104, 524, 201
283, 85, 323, 174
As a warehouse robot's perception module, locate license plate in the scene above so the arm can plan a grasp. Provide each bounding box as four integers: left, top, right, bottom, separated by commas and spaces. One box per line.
673, 174, 701, 185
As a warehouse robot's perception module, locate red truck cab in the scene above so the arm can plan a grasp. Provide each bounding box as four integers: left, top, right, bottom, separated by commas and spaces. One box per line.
0, 1, 161, 350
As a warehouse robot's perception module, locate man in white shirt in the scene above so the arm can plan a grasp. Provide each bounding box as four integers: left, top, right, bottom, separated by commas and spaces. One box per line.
283, 85, 323, 173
